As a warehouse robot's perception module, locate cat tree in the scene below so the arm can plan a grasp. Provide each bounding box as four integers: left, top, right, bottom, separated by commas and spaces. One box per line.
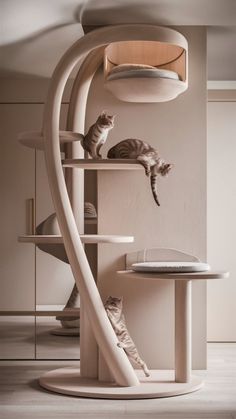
18, 24, 228, 398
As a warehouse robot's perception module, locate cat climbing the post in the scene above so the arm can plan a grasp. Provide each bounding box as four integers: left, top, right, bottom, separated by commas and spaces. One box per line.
105, 296, 150, 377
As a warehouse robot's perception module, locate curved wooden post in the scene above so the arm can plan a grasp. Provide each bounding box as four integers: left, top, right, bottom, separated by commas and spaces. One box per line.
66, 48, 104, 378
65, 47, 104, 230
42, 25, 186, 387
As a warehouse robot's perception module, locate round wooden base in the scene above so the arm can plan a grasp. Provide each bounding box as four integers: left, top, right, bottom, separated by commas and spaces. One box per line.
50, 328, 80, 337
39, 368, 203, 399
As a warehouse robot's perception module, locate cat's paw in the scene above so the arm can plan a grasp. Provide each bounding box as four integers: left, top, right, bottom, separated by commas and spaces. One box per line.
117, 342, 126, 349
144, 368, 150, 377
91, 154, 101, 159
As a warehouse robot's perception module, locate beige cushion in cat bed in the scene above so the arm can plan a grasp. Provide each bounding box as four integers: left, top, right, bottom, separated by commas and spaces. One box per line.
131, 261, 210, 273
107, 64, 180, 81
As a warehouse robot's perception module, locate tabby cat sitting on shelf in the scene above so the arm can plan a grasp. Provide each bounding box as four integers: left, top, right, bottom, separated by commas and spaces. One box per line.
107, 139, 173, 206
105, 296, 150, 377
81, 111, 115, 159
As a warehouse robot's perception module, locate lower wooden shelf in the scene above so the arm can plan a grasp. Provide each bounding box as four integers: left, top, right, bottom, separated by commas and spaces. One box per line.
18, 235, 134, 244
39, 367, 203, 399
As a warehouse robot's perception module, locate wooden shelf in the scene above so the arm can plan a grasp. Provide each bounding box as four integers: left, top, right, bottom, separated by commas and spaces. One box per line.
62, 159, 143, 170
18, 130, 83, 150
18, 235, 134, 244
117, 270, 229, 281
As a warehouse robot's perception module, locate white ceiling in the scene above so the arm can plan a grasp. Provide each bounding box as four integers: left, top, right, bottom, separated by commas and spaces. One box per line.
0, 0, 235, 80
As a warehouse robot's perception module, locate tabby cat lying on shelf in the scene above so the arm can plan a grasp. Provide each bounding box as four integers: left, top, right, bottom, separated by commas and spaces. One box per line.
105, 296, 150, 377
107, 139, 173, 206
81, 111, 115, 158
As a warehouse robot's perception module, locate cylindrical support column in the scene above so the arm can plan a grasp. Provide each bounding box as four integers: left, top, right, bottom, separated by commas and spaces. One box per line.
175, 279, 192, 383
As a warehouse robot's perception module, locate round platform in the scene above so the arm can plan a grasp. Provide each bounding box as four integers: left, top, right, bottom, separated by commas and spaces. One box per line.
39, 368, 203, 399
50, 328, 80, 337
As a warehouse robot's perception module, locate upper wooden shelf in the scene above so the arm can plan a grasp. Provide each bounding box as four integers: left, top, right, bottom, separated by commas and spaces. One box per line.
62, 159, 143, 170
117, 270, 229, 281
18, 235, 134, 244
18, 130, 83, 150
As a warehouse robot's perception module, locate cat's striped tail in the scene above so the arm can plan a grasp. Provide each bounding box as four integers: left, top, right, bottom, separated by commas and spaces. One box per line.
150, 174, 160, 206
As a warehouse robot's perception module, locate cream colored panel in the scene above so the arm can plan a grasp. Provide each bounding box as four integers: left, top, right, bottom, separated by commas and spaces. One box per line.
207, 102, 236, 342
0, 104, 36, 310
36, 104, 74, 306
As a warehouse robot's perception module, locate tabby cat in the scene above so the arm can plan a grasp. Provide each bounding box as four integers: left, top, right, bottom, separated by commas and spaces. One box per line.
107, 139, 173, 206
81, 111, 115, 159
105, 296, 150, 377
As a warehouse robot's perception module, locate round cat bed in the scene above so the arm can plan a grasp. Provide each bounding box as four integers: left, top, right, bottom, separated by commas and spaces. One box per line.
104, 36, 188, 102
104, 72, 187, 102
131, 261, 210, 273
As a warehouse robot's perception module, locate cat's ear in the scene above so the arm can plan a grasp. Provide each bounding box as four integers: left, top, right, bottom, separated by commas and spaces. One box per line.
101, 110, 107, 116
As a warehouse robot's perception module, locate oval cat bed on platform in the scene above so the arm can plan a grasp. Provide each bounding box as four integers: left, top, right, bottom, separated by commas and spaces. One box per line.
131, 261, 210, 273
104, 30, 188, 102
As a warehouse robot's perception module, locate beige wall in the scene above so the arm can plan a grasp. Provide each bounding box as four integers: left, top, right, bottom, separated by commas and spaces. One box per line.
207, 100, 236, 342
86, 26, 207, 369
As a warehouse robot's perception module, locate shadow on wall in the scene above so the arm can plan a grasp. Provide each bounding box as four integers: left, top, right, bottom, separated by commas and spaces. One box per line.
1, 2, 85, 78
81, 1, 174, 26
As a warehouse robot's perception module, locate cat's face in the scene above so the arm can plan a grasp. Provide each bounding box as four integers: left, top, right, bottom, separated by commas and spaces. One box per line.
105, 296, 123, 314
99, 112, 115, 128
160, 163, 173, 177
